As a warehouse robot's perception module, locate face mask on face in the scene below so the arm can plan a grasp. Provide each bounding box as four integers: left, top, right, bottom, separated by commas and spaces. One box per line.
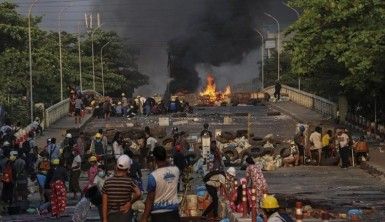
98, 171, 105, 177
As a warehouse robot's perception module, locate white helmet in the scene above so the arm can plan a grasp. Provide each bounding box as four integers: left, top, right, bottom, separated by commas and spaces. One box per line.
227, 167, 236, 177
65, 133, 72, 138
121, 93, 125, 97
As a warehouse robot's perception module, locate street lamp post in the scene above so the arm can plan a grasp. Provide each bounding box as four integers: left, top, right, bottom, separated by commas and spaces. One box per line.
28, 0, 38, 124
90, 25, 102, 91
58, 4, 73, 101
282, 1, 301, 90
100, 41, 112, 96
255, 29, 264, 89
264, 12, 280, 80
77, 22, 83, 91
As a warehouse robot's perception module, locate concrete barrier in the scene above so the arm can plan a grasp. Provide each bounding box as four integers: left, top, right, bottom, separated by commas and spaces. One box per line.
264, 85, 337, 120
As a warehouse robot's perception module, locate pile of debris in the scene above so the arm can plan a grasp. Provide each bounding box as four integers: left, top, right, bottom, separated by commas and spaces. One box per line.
219, 132, 294, 171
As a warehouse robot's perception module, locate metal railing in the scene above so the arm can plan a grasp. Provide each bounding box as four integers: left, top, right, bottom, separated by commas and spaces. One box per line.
44, 89, 99, 128
264, 84, 337, 119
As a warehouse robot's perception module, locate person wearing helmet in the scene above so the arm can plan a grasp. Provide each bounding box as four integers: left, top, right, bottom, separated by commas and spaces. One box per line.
85, 156, 99, 190
90, 133, 105, 156
46, 159, 68, 218
62, 133, 75, 169
294, 125, 306, 165
102, 155, 141, 222
261, 195, 293, 222
47, 138, 60, 162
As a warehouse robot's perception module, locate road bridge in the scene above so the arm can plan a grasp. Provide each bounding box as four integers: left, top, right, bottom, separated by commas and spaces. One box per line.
6, 86, 385, 221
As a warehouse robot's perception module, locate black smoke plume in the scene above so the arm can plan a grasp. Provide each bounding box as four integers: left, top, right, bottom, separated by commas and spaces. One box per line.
167, 0, 265, 94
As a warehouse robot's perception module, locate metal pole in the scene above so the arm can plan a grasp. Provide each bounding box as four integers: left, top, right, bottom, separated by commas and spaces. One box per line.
28, 0, 38, 124
100, 41, 112, 96
78, 22, 83, 91
90, 25, 102, 91
91, 31, 95, 91
58, 4, 73, 101
264, 13, 280, 80
282, 2, 301, 89
255, 29, 264, 89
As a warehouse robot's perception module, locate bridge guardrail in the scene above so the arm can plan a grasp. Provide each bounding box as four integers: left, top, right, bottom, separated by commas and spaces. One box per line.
44, 89, 99, 128
264, 84, 337, 119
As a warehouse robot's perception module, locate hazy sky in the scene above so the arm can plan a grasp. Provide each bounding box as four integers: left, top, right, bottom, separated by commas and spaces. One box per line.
12, 0, 297, 95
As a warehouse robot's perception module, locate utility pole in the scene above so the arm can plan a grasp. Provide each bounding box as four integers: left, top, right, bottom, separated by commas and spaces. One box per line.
58, 4, 73, 101
264, 13, 280, 80
28, 0, 39, 124
282, 1, 301, 90
78, 22, 83, 91
255, 29, 264, 89
86, 13, 102, 91
100, 41, 112, 96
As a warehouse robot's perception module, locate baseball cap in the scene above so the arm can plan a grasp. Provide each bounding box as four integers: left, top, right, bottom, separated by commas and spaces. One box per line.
117, 155, 132, 170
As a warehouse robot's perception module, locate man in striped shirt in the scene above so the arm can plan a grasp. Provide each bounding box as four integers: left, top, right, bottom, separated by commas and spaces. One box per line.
102, 155, 141, 222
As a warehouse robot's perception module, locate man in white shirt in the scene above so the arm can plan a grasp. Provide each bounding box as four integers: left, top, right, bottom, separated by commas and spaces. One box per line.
337, 129, 350, 168
140, 146, 180, 222
309, 126, 323, 165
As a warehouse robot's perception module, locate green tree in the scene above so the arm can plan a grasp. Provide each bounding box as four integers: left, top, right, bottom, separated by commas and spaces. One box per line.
0, 2, 148, 124
285, 0, 385, 120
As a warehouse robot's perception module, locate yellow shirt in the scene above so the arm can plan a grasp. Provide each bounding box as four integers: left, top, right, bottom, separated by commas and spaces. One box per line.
322, 134, 330, 147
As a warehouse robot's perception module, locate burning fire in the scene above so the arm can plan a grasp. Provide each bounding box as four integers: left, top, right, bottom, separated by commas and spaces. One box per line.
200, 74, 231, 103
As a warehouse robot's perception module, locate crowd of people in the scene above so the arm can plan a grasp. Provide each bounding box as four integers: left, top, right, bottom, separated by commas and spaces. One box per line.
289, 125, 369, 168
0, 106, 372, 222
92, 93, 193, 120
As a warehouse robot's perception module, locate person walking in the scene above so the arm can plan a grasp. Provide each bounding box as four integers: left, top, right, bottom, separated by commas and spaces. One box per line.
85, 156, 98, 189
274, 80, 282, 101
173, 144, 186, 192
47, 138, 60, 162
127, 150, 143, 191
112, 132, 124, 160
322, 130, 333, 158
103, 98, 112, 121
13, 152, 28, 201
90, 133, 105, 157
201, 170, 228, 220
49, 159, 68, 218
245, 157, 268, 211
69, 147, 81, 200
294, 125, 306, 165
102, 155, 141, 222
76, 132, 86, 157
74, 95, 84, 124
337, 129, 350, 168
1, 150, 15, 204
121, 93, 128, 117
36, 152, 50, 202
140, 146, 180, 222
309, 126, 323, 165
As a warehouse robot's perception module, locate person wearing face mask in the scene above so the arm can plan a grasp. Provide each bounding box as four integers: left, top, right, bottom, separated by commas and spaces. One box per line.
69, 146, 81, 200
85, 156, 98, 190
93, 165, 107, 191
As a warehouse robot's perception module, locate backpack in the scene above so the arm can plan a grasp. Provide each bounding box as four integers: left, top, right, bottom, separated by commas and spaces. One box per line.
203, 170, 225, 183
22, 140, 32, 155
38, 160, 50, 172
2, 161, 13, 183
94, 141, 104, 155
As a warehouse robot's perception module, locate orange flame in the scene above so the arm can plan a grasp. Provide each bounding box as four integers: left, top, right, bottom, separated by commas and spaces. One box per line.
200, 74, 231, 103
